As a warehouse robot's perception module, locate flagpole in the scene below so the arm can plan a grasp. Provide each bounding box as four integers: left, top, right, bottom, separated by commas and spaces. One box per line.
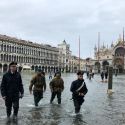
123, 27, 124, 42
123, 27, 125, 72
98, 32, 100, 73
98, 32, 100, 62
79, 36, 80, 70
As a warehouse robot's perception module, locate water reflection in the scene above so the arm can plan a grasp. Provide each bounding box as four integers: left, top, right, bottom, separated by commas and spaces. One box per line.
49, 104, 62, 125
72, 114, 87, 125
0, 72, 125, 125
31, 110, 41, 120
5, 119, 18, 125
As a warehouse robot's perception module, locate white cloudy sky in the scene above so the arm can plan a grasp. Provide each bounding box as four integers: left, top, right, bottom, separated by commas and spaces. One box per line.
0, 0, 125, 58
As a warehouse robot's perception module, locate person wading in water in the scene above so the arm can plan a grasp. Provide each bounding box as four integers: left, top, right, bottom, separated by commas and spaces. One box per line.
29, 70, 46, 107
1, 62, 24, 123
70, 70, 88, 114
49, 71, 64, 104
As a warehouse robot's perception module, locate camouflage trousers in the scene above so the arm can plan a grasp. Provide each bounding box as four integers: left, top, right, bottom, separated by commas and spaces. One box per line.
33, 90, 43, 106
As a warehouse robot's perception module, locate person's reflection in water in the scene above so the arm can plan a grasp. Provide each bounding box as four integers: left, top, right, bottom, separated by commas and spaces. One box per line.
12, 120, 18, 125
49, 104, 62, 125
5, 120, 11, 125
72, 114, 87, 125
6, 119, 18, 125
31, 110, 41, 120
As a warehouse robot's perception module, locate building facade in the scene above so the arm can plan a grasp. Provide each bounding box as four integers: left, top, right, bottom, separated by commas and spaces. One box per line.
0, 34, 59, 72
58, 40, 72, 72
71, 56, 86, 72
93, 38, 125, 73
0, 34, 87, 73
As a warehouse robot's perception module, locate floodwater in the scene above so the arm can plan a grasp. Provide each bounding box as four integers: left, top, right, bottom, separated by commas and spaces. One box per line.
0, 72, 125, 125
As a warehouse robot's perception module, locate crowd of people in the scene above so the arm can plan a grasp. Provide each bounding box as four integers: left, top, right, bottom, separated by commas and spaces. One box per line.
86, 69, 110, 83
0, 61, 88, 123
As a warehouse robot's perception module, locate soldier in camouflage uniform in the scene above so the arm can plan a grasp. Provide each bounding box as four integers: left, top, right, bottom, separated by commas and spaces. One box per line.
49, 72, 64, 104
29, 70, 46, 106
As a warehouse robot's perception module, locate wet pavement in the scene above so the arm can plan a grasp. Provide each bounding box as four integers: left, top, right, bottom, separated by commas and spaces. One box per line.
0, 72, 125, 125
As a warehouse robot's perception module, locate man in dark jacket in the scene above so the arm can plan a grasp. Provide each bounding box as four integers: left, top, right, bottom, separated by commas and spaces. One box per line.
70, 70, 88, 114
1, 62, 24, 122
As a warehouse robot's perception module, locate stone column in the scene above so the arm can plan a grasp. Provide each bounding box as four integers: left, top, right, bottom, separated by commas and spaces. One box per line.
107, 66, 113, 94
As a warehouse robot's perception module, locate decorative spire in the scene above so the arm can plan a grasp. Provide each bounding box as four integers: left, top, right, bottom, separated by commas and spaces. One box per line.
111, 41, 114, 47
94, 44, 97, 50
123, 27, 124, 46
118, 34, 122, 42
97, 32, 100, 62
102, 42, 105, 49
63, 40, 66, 44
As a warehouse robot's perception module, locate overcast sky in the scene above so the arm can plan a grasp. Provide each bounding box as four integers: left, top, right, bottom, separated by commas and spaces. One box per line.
0, 0, 125, 58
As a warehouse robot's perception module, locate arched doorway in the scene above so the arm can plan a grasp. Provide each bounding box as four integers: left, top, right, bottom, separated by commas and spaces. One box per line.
114, 47, 125, 57
54, 67, 56, 73
102, 60, 109, 71
74, 67, 77, 73
0, 64, 2, 72
51, 67, 54, 72
113, 58, 124, 73
39, 66, 42, 70
95, 62, 101, 73
18, 66, 23, 72
35, 65, 38, 72
117, 65, 123, 73
3, 64, 8, 73
42, 66, 45, 72
113, 46, 125, 73
45, 66, 47, 72
66, 65, 68, 72
31, 65, 35, 70
48, 66, 50, 72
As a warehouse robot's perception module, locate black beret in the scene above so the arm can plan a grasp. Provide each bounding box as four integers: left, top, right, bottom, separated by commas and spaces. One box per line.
77, 70, 84, 75
9, 62, 17, 67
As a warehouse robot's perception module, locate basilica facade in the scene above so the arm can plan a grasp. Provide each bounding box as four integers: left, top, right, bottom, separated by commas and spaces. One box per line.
94, 38, 125, 73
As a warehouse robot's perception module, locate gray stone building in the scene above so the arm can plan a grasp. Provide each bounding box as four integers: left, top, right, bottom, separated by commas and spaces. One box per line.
0, 34, 59, 72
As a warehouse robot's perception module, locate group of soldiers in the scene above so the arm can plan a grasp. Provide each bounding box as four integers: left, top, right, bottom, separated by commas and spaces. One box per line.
29, 70, 64, 106
0, 61, 88, 123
